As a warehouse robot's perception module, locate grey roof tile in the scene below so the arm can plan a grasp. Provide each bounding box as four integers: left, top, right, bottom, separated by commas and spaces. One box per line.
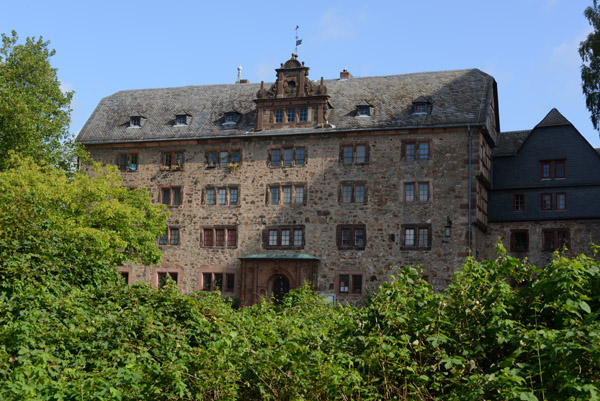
493, 130, 530, 157
76, 69, 496, 144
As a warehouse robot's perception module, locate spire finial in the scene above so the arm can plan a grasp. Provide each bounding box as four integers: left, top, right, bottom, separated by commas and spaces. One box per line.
236, 65, 242, 84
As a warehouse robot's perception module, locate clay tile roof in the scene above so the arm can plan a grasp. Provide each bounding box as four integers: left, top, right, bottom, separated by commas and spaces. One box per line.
76, 68, 496, 144
493, 130, 530, 157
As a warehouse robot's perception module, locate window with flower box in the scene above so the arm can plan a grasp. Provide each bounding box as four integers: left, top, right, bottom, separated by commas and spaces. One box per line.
206, 150, 241, 168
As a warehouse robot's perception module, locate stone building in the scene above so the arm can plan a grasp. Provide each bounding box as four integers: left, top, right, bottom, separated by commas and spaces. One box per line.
76, 55, 598, 305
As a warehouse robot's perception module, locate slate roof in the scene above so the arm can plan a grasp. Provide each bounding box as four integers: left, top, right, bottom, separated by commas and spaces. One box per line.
76, 68, 496, 145
535, 108, 571, 128
493, 130, 530, 157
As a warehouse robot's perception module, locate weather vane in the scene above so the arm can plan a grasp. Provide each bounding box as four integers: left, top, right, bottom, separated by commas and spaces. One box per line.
295, 25, 302, 55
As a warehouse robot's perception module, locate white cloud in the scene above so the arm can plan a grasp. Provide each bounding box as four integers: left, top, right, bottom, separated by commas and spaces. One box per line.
317, 7, 366, 40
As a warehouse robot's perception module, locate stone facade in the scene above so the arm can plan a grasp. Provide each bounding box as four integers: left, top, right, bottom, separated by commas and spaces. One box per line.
78, 56, 599, 305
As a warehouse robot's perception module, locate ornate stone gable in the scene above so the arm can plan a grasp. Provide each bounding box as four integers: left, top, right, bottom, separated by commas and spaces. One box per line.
254, 54, 330, 131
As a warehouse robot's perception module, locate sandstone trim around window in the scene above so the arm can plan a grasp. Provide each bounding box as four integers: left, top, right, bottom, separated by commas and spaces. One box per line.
200, 271, 236, 293
339, 181, 368, 204
267, 146, 307, 167
153, 267, 182, 290
201, 227, 238, 249
206, 149, 241, 169
510, 230, 529, 252
266, 183, 307, 205
335, 272, 365, 295
159, 186, 183, 207
404, 181, 430, 202
401, 224, 431, 250
336, 224, 366, 250
203, 186, 240, 206
159, 227, 180, 246
339, 143, 369, 164
402, 140, 432, 160
262, 225, 305, 250
116, 152, 139, 172
161, 151, 185, 170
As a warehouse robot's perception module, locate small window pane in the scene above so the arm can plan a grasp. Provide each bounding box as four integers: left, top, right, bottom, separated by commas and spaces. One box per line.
275, 110, 283, 123
343, 146, 353, 163
208, 152, 217, 166
219, 152, 228, 167
406, 144, 415, 160
419, 184, 428, 201
295, 186, 304, 204
170, 229, 179, 245
161, 188, 171, 205
227, 229, 237, 247
556, 193, 566, 210
175, 153, 184, 168
207, 189, 215, 205
352, 275, 362, 294
405, 229, 415, 246
172, 188, 181, 206
159, 231, 168, 245
164, 153, 172, 169
118, 155, 128, 171
339, 274, 349, 293
418, 143, 429, 159
215, 229, 225, 247
230, 188, 238, 205
271, 187, 280, 204
556, 161, 565, 178
269, 230, 278, 246
343, 185, 352, 202
342, 229, 351, 245
284, 149, 293, 165
218, 189, 227, 205
281, 230, 290, 246
203, 273, 212, 290
287, 109, 295, 122
405, 184, 415, 201
272, 150, 281, 166
203, 229, 214, 247
355, 229, 364, 247
356, 145, 366, 163
129, 154, 138, 171
418, 228, 428, 247
355, 185, 364, 203
231, 151, 240, 164
294, 229, 303, 246
296, 148, 305, 165
299, 108, 308, 122
283, 187, 292, 203
542, 194, 552, 210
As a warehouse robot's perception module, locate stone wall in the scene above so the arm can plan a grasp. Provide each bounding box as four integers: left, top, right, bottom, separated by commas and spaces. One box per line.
85, 126, 478, 301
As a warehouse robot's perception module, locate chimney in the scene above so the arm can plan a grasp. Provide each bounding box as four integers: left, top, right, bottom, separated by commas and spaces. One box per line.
340, 68, 353, 80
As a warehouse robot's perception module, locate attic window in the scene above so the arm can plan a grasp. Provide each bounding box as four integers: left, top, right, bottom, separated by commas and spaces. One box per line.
223, 111, 239, 125
356, 105, 371, 117
175, 115, 187, 125
130, 116, 141, 127
412, 98, 431, 115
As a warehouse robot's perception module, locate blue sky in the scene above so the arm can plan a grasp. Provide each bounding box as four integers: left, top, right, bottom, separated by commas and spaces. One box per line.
3, 0, 599, 147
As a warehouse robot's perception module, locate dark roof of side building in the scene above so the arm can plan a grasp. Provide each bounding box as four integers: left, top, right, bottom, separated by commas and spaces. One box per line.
76, 68, 496, 145
493, 130, 530, 157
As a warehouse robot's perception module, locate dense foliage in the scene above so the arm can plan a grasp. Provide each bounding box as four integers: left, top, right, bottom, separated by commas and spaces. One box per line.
580, 1, 600, 132
0, 31, 79, 171
0, 158, 598, 400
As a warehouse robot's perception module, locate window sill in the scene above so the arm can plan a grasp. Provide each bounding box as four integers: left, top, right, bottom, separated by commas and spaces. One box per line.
400, 246, 431, 251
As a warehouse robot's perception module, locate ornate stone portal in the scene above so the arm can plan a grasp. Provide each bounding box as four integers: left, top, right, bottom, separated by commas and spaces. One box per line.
239, 254, 319, 306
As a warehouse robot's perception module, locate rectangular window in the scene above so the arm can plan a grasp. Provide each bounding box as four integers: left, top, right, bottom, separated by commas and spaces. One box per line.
159, 227, 180, 246
160, 187, 182, 206
283, 149, 293, 166
403, 141, 431, 161
337, 225, 367, 250
202, 227, 237, 248
218, 189, 227, 205
225, 273, 235, 291
541, 161, 551, 179
283, 187, 292, 203
337, 273, 364, 295
405, 183, 415, 201
270, 187, 280, 204
130, 116, 141, 127
230, 188, 238, 205
513, 194, 525, 211
117, 153, 139, 172
208, 152, 217, 167
294, 229, 303, 246
555, 160, 565, 178
556, 193, 566, 210
343, 185, 352, 203
405, 143, 415, 160
295, 186, 304, 204
296, 148, 305, 165
215, 229, 225, 247
343, 146, 353, 163
339, 274, 349, 293
418, 143, 429, 159
219, 152, 228, 168
299, 108, 308, 122
287, 109, 295, 122
541, 193, 552, 210
207, 189, 216, 205
339, 181, 367, 204
340, 144, 369, 164
275, 109, 283, 123
203, 273, 212, 291
352, 274, 362, 294
162, 151, 184, 170
355, 185, 365, 203
419, 183, 429, 201
542, 229, 569, 251
356, 145, 366, 163
402, 224, 431, 249
541, 159, 566, 179
264, 226, 305, 249
231, 151, 240, 164
271, 150, 281, 166
175, 115, 187, 125
158, 272, 178, 289
510, 230, 529, 252
206, 150, 241, 168
161, 188, 170, 205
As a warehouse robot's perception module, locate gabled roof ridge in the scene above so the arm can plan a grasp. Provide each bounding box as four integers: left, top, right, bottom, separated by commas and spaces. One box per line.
535, 107, 571, 128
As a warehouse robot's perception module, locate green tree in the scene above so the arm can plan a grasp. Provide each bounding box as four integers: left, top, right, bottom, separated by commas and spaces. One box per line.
0, 31, 77, 171
0, 157, 167, 294
580, 1, 600, 131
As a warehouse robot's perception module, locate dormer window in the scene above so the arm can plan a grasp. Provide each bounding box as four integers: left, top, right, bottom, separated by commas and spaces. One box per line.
130, 116, 141, 127
175, 114, 188, 126
223, 110, 240, 126
356, 105, 371, 117
412, 97, 431, 115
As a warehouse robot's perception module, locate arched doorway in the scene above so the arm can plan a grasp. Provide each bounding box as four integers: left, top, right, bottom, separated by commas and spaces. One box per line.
271, 274, 290, 304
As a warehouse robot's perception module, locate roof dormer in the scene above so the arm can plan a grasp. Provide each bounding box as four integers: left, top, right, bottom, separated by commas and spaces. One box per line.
355, 100, 373, 117
412, 97, 432, 115
223, 109, 241, 126
174, 112, 191, 126
128, 113, 145, 128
